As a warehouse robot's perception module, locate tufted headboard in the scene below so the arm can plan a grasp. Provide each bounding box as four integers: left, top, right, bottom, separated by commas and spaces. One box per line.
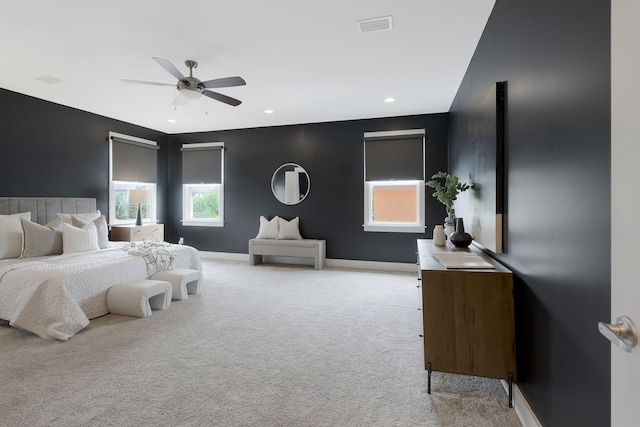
0, 197, 98, 225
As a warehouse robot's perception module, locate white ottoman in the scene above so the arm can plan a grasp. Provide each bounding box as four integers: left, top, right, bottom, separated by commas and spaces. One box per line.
107, 279, 172, 318
151, 269, 203, 301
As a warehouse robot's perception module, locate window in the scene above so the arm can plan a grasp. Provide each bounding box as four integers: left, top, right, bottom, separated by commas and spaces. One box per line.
363, 129, 426, 233
181, 142, 224, 227
112, 181, 156, 223
109, 132, 159, 225
183, 184, 222, 225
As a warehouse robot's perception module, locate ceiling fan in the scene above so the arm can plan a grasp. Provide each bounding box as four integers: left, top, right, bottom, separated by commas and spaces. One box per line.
122, 57, 246, 107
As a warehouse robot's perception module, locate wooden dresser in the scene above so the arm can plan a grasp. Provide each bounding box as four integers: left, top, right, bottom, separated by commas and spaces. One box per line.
111, 224, 164, 242
417, 239, 516, 406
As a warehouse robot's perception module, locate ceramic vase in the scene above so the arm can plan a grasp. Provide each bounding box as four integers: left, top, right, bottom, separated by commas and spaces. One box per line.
443, 208, 456, 239
450, 218, 473, 248
433, 225, 446, 246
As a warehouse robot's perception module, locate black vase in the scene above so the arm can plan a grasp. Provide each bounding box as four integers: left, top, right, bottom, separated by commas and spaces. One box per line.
450, 218, 472, 248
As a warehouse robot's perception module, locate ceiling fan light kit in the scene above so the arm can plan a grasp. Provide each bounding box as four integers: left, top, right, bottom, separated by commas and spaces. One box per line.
122, 57, 246, 107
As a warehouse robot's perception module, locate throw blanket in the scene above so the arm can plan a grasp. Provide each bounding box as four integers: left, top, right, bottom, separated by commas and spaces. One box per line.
125, 240, 176, 275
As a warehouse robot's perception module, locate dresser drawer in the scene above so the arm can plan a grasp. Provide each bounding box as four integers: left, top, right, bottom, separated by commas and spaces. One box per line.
111, 224, 164, 242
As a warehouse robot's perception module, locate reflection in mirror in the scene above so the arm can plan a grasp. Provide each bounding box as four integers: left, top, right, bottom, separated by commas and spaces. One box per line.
271, 163, 310, 205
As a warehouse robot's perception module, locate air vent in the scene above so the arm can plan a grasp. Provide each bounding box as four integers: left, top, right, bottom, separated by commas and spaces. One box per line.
33, 75, 63, 84
357, 16, 393, 33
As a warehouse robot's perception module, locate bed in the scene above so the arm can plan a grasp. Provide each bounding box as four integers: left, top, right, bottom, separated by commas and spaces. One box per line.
0, 197, 202, 341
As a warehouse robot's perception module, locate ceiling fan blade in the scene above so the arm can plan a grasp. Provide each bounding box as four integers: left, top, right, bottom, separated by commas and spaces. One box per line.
172, 93, 189, 106
200, 76, 246, 89
203, 90, 242, 106
152, 57, 186, 81
121, 79, 175, 87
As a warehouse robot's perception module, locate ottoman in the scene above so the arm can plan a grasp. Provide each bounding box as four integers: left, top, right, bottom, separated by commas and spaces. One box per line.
151, 269, 203, 301
107, 279, 172, 318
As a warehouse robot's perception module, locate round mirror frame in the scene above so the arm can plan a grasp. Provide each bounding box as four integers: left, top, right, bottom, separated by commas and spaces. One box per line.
271, 163, 310, 205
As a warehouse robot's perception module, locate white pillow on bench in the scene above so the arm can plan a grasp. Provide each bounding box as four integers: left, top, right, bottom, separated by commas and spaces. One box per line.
255, 215, 303, 240
277, 217, 302, 240
256, 216, 279, 239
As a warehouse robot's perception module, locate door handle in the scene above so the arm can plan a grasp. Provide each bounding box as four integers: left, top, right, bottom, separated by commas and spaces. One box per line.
598, 315, 637, 353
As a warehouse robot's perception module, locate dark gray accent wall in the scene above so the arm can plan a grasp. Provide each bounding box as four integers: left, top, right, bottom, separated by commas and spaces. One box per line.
167, 114, 449, 262
0, 86, 448, 263
448, 1, 611, 426
0, 88, 169, 220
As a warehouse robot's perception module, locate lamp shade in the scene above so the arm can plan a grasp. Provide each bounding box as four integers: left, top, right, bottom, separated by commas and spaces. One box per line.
128, 189, 150, 205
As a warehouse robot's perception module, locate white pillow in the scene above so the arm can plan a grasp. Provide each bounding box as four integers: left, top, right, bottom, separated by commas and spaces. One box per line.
57, 210, 101, 224
62, 222, 100, 254
277, 217, 302, 240
255, 215, 280, 239
0, 212, 32, 259
21, 217, 64, 258
72, 215, 109, 249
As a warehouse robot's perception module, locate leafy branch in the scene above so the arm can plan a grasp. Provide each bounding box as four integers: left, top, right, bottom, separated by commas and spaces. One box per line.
426, 171, 471, 213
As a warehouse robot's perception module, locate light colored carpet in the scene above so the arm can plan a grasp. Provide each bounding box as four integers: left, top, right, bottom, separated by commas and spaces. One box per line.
0, 259, 522, 427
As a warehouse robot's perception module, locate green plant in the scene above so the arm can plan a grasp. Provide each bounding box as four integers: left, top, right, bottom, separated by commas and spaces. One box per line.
192, 191, 220, 219
426, 171, 471, 213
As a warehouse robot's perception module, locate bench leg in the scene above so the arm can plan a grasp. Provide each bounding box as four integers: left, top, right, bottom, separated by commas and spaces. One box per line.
314, 251, 325, 269
314, 244, 326, 269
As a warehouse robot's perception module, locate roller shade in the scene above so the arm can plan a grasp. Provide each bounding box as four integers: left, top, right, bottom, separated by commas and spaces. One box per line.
181, 143, 223, 184
364, 130, 425, 181
111, 136, 158, 183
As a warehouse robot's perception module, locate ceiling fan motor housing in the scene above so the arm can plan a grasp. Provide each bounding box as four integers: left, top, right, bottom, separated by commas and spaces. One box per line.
178, 77, 204, 98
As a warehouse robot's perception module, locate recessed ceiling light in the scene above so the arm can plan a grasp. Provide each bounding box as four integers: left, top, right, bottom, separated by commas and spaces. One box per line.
264, 109, 274, 114
167, 119, 176, 123
384, 97, 395, 103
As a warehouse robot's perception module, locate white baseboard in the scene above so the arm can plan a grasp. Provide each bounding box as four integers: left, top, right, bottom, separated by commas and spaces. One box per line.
198, 251, 249, 261
197, 251, 417, 273
501, 380, 542, 427
325, 258, 417, 272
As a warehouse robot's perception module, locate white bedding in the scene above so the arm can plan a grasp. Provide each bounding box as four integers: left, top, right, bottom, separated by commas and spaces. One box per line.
0, 242, 202, 341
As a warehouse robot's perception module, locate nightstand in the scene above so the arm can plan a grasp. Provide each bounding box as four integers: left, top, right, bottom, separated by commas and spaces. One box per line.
111, 224, 164, 242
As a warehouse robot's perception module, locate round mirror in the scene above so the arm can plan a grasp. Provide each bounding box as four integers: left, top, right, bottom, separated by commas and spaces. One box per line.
271, 163, 310, 205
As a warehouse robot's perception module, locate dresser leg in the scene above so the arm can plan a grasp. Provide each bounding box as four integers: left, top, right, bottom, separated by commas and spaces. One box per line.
427, 362, 432, 394
508, 372, 513, 408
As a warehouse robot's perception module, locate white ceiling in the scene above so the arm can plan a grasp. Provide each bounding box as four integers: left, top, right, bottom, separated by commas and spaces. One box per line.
0, 1, 495, 135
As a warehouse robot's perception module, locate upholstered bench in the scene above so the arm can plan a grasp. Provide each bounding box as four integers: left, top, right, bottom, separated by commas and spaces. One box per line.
249, 239, 326, 270
107, 279, 172, 318
150, 269, 203, 301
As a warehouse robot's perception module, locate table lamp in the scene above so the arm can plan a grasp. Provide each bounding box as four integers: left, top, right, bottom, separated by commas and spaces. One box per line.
128, 189, 150, 226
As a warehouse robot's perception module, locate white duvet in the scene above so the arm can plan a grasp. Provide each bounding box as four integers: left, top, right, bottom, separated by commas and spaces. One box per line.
0, 242, 202, 341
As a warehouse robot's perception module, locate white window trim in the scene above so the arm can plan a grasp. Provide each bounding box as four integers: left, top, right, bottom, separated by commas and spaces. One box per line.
363, 180, 426, 233
181, 183, 224, 227
363, 128, 426, 139
363, 128, 426, 234
181, 141, 225, 228
108, 132, 159, 226
109, 131, 157, 148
